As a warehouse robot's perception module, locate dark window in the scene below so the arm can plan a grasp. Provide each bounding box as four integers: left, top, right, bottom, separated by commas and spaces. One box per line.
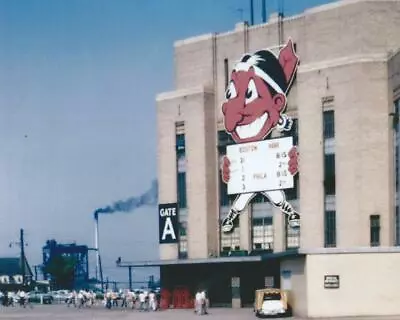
370, 215, 380, 247
176, 134, 185, 151
324, 154, 335, 195
323, 110, 335, 139
280, 118, 299, 146
252, 217, 273, 251
176, 134, 187, 209
218, 131, 235, 147
253, 193, 266, 203
396, 207, 400, 246
285, 215, 300, 249
224, 58, 229, 89
285, 174, 299, 200
324, 210, 336, 247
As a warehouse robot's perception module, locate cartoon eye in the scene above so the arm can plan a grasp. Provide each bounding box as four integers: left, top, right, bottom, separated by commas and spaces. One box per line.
225, 81, 237, 100
245, 79, 258, 104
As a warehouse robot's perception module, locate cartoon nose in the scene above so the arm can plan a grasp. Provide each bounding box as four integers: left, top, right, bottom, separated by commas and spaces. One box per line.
223, 102, 244, 132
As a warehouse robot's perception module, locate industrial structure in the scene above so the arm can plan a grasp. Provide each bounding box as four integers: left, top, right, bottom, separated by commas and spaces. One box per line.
94, 179, 158, 288
42, 240, 89, 289
119, 0, 400, 318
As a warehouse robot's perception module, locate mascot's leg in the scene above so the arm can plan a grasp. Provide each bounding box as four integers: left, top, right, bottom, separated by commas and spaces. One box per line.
262, 190, 300, 228
222, 193, 255, 233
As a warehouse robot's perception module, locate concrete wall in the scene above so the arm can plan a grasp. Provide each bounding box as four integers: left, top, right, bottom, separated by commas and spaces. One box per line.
306, 251, 400, 317
157, 87, 218, 260
280, 257, 308, 317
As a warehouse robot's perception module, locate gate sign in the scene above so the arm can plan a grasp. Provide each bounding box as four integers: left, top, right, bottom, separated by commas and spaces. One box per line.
159, 203, 179, 244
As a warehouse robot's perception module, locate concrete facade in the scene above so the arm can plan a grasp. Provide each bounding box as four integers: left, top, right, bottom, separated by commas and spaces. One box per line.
156, 0, 400, 317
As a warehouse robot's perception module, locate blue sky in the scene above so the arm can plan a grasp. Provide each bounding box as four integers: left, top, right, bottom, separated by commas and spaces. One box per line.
0, 0, 335, 283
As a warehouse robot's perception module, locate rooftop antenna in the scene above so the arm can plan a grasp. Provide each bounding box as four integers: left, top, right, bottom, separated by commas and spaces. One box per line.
278, 0, 284, 45
262, 0, 267, 23
250, 0, 254, 25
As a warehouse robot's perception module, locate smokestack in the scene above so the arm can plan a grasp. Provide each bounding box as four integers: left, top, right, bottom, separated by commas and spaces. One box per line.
94, 211, 100, 281
262, 0, 267, 23
250, 0, 254, 25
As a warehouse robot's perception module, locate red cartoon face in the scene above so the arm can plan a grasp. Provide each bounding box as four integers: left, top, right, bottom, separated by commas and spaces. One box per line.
222, 67, 286, 144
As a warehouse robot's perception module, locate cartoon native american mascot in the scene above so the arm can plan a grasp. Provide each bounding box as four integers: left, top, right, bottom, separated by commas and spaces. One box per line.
221, 39, 300, 233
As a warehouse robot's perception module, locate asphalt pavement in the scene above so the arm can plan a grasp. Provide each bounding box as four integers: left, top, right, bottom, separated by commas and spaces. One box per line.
0, 304, 399, 320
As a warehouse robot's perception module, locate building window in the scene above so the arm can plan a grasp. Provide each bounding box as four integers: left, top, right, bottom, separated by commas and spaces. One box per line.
224, 58, 229, 89
394, 99, 400, 245
178, 221, 188, 258
323, 110, 335, 139
370, 215, 380, 247
285, 215, 300, 249
324, 210, 336, 247
285, 174, 299, 201
220, 219, 240, 255
280, 118, 299, 146
176, 134, 187, 209
252, 217, 273, 251
324, 154, 335, 195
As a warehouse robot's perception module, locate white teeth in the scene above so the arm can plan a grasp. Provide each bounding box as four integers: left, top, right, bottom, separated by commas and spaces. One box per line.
236, 113, 268, 139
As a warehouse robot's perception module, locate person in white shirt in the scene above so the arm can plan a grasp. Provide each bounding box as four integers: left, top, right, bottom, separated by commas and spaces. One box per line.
138, 291, 146, 311
195, 291, 203, 315
148, 291, 157, 311
200, 290, 208, 314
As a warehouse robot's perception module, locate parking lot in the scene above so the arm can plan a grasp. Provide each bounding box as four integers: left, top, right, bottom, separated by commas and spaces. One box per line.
2, 304, 400, 320
0, 304, 260, 320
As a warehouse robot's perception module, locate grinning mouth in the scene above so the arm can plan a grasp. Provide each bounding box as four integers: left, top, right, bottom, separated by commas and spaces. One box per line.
236, 113, 268, 139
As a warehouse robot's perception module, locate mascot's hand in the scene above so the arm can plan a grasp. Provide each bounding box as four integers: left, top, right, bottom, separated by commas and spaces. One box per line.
288, 146, 299, 175
221, 156, 231, 183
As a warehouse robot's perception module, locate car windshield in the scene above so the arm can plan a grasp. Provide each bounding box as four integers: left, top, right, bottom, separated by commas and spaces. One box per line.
263, 293, 281, 301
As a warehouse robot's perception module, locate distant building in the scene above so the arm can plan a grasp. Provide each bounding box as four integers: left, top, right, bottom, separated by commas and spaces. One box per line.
42, 240, 89, 289
0, 257, 33, 291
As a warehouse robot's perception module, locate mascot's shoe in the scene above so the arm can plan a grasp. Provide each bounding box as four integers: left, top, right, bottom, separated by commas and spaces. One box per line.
288, 212, 300, 229
222, 209, 239, 233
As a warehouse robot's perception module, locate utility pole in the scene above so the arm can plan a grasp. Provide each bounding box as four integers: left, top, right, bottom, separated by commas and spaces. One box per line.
128, 266, 132, 291
20, 229, 26, 286
10, 229, 28, 287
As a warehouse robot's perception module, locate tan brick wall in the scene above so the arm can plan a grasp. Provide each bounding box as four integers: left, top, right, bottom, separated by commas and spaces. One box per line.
306, 251, 400, 317
389, 49, 400, 100
156, 94, 180, 259
280, 257, 308, 317
158, 0, 400, 259
297, 69, 325, 249
157, 87, 218, 260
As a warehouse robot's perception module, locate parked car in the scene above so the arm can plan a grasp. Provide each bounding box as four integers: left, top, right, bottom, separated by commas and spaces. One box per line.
28, 291, 54, 304
254, 288, 293, 318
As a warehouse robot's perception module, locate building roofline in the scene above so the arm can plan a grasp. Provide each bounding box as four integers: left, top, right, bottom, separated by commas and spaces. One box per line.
117, 250, 304, 268
156, 85, 214, 102
173, 0, 387, 48
300, 246, 400, 255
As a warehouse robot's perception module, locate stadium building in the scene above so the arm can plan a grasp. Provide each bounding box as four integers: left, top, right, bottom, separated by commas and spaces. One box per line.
123, 0, 400, 317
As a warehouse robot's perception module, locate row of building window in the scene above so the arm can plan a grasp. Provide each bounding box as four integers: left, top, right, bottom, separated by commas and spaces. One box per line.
175, 101, 395, 254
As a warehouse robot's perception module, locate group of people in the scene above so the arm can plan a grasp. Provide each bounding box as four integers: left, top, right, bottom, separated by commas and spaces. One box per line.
66, 290, 96, 308
0, 290, 30, 308
194, 290, 209, 315
104, 289, 159, 311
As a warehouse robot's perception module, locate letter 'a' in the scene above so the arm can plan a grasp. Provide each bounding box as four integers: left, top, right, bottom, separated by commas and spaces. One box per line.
161, 217, 176, 241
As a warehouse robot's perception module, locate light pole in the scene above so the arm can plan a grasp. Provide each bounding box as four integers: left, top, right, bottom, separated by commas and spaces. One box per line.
9, 229, 29, 286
